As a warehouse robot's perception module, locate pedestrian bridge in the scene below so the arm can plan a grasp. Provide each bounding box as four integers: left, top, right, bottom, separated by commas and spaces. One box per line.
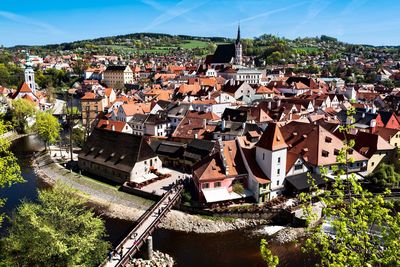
100, 183, 183, 267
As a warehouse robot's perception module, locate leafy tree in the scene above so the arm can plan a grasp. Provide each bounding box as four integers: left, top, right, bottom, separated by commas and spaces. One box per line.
299, 108, 400, 267
33, 112, 60, 152
260, 239, 279, 267
10, 98, 36, 133
72, 126, 85, 148
0, 119, 24, 226
1, 183, 110, 267
232, 182, 245, 195
366, 163, 400, 188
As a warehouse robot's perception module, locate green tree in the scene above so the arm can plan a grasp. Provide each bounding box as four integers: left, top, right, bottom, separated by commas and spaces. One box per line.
1, 183, 110, 267
33, 112, 61, 152
0, 119, 24, 226
300, 108, 400, 266
366, 163, 400, 189
72, 126, 85, 148
10, 98, 36, 133
260, 239, 279, 267
232, 181, 245, 195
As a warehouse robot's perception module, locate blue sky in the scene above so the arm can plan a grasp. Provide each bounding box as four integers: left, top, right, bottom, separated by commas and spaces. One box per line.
1, 0, 400, 47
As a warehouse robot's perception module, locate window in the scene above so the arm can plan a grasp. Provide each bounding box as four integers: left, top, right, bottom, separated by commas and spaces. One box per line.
262, 153, 265, 160
277, 157, 281, 164
144, 161, 147, 165
277, 180, 280, 186
277, 169, 280, 175
294, 164, 302, 171
371, 162, 375, 166
202, 183, 209, 189
214, 181, 221, 187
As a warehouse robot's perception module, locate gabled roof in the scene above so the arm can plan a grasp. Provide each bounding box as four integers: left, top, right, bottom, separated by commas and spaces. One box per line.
209, 44, 235, 64
104, 88, 114, 97
344, 131, 394, 158
105, 65, 128, 71
11, 82, 37, 99
18, 82, 33, 93
378, 111, 397, 126
256, 123, 288, 151
280, 121, 367, 166
97, 119, 128, 132
374, 127, 400, 142
78, 128, 157, 173
193, 140, 246, 182
81, 92, 101, 100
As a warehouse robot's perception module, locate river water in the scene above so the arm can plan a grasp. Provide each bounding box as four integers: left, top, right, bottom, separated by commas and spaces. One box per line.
0, 135, 309, 267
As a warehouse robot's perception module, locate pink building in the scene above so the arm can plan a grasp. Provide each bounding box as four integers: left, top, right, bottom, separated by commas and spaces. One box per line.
192, 139, 250, 204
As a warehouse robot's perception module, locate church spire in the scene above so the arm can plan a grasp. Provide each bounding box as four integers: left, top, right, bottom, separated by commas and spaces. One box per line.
236, 23, 241, 44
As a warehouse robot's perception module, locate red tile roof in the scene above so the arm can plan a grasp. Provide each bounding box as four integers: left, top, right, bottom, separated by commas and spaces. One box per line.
256, 123, 288, 151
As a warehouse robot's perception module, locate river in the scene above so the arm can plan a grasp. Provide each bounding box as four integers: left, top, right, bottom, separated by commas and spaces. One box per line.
0, 135, 310, 267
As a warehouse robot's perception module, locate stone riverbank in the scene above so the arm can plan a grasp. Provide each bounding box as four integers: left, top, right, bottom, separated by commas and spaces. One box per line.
127, 251, 174, 267
32, 152, 267, 234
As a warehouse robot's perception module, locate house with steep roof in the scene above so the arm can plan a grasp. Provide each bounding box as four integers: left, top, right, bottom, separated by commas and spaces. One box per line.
78, 128, 162, 184
103, 65, 134, 87
171, 116, 216, 143
280, 121, 368, 174
222, 80, 255, 100
128, 113, 148, 136
80, 91, 106, 126
116, 102, 151, 122
192, 139, 250, 204
374, 127, 400, 149
336, 131, 395, 174
376, 111, 400, 130
97, 119, 133, 134
144, 114, 171, 137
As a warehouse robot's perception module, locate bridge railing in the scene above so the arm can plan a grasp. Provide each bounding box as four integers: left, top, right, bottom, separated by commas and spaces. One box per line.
99, 183, 183, 267
117, 184, 183, 266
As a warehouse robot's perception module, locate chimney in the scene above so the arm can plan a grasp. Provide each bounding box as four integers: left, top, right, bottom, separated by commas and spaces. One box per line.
370, 119, 376, 129
222, 119, 226, 131
194, 133, 198, 139
203, 119, 207, 129
268, 101, 272, 110
277, 99, 281, 107
218, 138, 229, 176
111, 124, 115, 131
208, 91, 211, 100
242, 122, 246, 131
362, 112, 365, 118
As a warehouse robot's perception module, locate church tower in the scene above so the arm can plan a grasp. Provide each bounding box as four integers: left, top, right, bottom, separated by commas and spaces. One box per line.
24, 53, 36, 94
234, 24, 243, 66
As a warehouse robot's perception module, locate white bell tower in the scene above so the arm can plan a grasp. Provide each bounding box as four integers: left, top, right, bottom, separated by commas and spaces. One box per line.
24, 53, 36, 94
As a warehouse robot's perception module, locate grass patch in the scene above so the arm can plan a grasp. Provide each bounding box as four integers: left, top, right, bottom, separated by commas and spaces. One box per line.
179, 40, 209, 49
46, 163, 154, 208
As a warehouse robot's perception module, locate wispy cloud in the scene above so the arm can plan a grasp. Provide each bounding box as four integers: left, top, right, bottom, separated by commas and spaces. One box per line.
236, 1, 308, 25
0, 11, 63, 35
290, 0, 332, 36
143, 0, 210, 31
141, 0, 164, 11
340, 0, 367, 16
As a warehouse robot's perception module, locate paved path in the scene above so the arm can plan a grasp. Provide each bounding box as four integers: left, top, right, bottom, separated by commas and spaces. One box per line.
140, 168, 189, 196
101, 184, 183, 267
